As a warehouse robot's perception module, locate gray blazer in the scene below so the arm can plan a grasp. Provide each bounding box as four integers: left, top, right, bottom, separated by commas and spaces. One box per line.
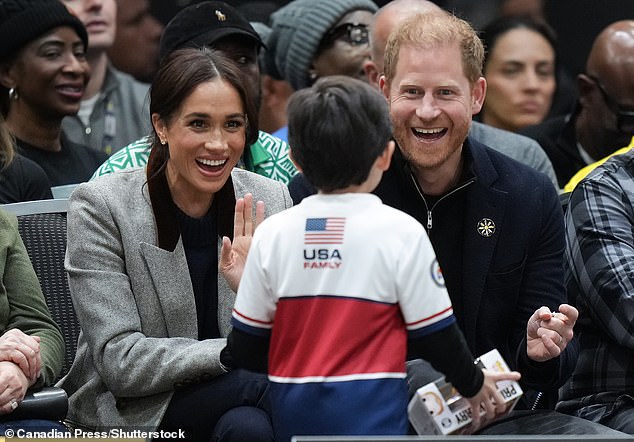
58, 167, 292, 430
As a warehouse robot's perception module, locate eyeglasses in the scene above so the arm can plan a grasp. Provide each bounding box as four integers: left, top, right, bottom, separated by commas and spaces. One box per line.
586, 74, 634, 134
320, 23, 369, 49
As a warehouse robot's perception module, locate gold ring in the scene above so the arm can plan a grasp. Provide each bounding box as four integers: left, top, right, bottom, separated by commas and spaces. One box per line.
9, 399, 18, 410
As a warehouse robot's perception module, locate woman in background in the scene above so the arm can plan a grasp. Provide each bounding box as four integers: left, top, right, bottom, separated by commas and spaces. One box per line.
60, 47, 291, 441
479, 15, 558, 132
0, 0, 107, 187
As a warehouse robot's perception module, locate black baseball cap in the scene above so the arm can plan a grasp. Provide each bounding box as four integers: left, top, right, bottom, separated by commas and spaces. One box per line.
159, 1, 264, 62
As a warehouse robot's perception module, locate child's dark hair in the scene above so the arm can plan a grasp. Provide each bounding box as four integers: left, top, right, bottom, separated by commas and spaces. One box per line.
287, 76, 392, 192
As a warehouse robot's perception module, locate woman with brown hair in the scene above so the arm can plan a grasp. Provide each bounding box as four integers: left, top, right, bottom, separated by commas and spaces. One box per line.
60, 47, 292, 441
479, 15, 559, 132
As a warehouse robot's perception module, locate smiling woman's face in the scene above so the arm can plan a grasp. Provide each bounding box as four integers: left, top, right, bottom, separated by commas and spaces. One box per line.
153, 78, 246, 217
5, 26, 89, 119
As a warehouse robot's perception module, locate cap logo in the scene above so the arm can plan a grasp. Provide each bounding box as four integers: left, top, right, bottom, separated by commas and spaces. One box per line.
215, 9, 226, 21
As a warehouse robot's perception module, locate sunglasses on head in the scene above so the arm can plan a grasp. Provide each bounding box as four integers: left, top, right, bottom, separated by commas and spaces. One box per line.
586, 74, 634, 134
320, 22, 369, 48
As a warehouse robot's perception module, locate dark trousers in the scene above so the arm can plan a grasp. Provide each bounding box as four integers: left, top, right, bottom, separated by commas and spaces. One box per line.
558, 393, 634, 434
158, 369, 274, 442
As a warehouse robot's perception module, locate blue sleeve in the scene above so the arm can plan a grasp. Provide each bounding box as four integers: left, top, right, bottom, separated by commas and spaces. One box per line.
224, 327, 270, 373
408, 322, 483, 398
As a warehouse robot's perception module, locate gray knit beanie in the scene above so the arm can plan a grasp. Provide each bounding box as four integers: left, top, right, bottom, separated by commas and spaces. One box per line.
269, 0, 378, 90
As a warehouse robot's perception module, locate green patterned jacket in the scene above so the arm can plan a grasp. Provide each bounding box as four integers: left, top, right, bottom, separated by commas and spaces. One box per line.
91, 131, 297, 184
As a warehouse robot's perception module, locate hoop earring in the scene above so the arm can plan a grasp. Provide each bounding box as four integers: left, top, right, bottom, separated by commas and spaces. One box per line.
8, 88, 18, 101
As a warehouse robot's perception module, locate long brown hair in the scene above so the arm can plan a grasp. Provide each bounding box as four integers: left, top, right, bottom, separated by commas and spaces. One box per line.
147, 47, 259, 177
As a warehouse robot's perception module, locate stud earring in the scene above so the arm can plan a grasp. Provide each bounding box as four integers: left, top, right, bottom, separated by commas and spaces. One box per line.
308, 70, 318, 85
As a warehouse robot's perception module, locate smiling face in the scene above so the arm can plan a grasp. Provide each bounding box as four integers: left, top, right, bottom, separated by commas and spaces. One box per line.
482, 27, 555, 132
381, 42, 485, 177
152, 78, 246, 217
3, 26, 89, 119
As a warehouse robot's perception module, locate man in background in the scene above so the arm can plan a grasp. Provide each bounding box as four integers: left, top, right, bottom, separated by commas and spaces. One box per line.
521, 20, 634, 188
92, 1, 297, 185
60, 0, 150, 155
365, 0, 558, 188
108, 0, 163, 83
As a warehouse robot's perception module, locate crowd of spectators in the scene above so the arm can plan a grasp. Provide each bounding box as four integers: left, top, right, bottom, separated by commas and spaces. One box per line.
1, 0, 634, 440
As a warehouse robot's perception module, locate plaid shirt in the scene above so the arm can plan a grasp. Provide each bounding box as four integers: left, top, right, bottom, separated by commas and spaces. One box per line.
559, 148, 634, 402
